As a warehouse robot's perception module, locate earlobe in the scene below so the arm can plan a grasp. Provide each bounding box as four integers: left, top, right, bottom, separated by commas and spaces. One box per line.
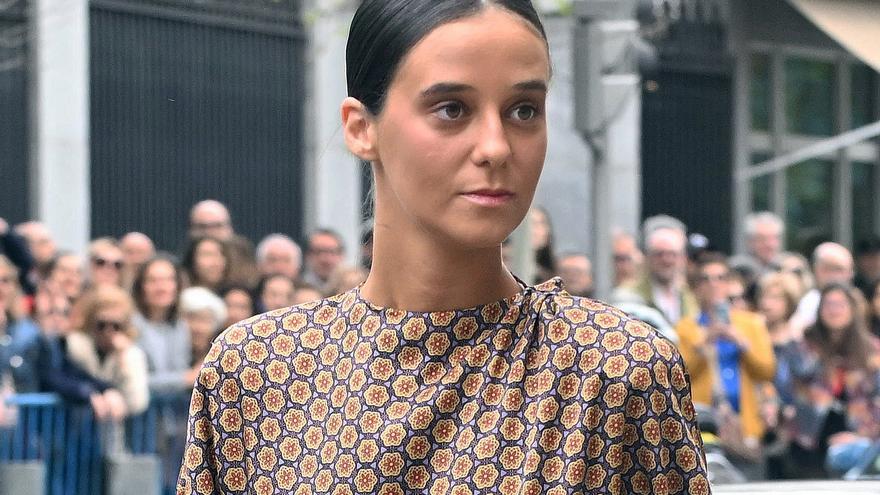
341, 97, 378, 161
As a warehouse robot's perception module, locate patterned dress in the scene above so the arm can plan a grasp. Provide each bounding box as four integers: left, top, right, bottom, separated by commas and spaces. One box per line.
177, 278, 710, 494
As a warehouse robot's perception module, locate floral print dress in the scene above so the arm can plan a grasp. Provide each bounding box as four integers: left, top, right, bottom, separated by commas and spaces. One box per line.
177, 278, 709, 494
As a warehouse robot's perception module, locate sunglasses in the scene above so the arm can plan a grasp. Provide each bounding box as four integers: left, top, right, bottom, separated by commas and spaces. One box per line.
92, 257, 123, 270
96, 320, 125, 332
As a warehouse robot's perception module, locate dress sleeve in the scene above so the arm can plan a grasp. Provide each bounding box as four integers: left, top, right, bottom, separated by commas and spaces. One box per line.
618, 335, 711, 495
177, 338, 239, 495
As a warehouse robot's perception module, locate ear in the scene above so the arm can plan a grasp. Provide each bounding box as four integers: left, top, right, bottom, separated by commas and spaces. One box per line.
341, 97, 378, 162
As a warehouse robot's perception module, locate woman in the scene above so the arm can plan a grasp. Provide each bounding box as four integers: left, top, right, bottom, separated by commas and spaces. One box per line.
177, 2, 708, 493
182, 236, 229, 292
789, 284, 880, 477
255, 273, 295, 312
65, 285, 149, 417
180, 287, 227, 367
755, 272, 803, 478
219, 286, 255, 329
132, 255, 194, 393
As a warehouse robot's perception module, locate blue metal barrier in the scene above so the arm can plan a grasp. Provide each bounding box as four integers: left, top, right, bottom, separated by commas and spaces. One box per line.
1, 392, 189, 495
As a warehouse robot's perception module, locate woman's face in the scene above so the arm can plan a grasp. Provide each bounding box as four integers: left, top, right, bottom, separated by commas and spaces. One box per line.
143, 260, 178, 312
261, 277, 294, 311
759, 285, 788, 325
355, 8, 550, 250
185, 310, 216, 349
195, 240, 226, 286
819, 289, 854, 335
224, 289, 253, 326
92, 306, 129, 352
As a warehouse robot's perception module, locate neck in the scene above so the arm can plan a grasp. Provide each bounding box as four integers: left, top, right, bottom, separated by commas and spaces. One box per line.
361, 222, 520, 312
147, 306, 168, 322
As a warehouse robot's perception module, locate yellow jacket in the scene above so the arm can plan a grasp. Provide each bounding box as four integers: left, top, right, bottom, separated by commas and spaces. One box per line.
675, 309, 776, 440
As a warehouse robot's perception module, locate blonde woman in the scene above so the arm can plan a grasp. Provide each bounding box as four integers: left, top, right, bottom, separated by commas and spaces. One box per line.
66, 285, 149, 418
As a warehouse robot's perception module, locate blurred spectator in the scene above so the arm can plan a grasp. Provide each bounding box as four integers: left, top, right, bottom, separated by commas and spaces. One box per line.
120, 232, 156, 289
132, 255, 192, 393
790, 242, 855, 336
612, 229, 642, 288
292, 284, 324, 305
0, 256, 42, 395
179, 287, 226, 367
530, 207, 557, 283
65, 286, 149, 417
182, 236, 229, 292
869, 280, 880, 338
256, 274, 295, 312
676, 253, 776, 475
745, 212, 785, 275
557, 252, 593, 298
789, 284, 880, 477
854, 237, 880, 299
755, 272, 806, 479
87, 237, 124, 288
256, 233, 302, 280
14, 221, 57, 269
302, 229, 345, 293
188, 200, 258, 289
612, 215, 697, 326
327, 265, 368, 297
0, 217, 36, 296
727, 272, 751, 312
219, 286, 256, 328
776, 251, 814, 298
45, 252, 85, 303
33, 283, 117, 416
14, 221, 56, 292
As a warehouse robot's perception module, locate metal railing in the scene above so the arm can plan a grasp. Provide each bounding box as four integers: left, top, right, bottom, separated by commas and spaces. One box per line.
0, 392, 189, 495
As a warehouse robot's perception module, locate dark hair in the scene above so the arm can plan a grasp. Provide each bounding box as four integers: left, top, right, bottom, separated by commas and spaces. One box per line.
806, 283, 874, 370
219, 285, 257, 316
347, 0, 547, 115
308, 228, 346, 254
181, 236, 230, 289
132, 253, 184, 322
688, 251, 729, 286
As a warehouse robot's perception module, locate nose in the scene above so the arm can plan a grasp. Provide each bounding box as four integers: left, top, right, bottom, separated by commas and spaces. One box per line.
470, 111, 511, 167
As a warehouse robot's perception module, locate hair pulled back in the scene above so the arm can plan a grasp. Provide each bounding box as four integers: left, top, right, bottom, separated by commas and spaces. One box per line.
346, 0, 547, 115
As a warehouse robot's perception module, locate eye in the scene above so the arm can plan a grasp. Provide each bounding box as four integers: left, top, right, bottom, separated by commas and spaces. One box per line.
433, 102, 466, 121
509, 103, 539, 122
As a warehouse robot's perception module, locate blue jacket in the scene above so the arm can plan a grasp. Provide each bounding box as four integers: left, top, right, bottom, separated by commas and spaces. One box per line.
0, 316, 43, 392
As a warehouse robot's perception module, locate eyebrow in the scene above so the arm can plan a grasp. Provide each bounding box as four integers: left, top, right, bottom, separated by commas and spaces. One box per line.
420, 80, 548, 98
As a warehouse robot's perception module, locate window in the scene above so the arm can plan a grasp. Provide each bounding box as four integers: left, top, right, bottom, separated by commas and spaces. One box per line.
786, 159, 833, 255
851, 64, 877, 129
853, 161, 876, 245
750, 53, 771, 131
750, 152, 773, 212
785, 57, 835, 136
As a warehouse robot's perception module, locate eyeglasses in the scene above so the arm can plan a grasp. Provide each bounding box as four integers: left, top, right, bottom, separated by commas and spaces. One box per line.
309, 247, 342, 256
697, 273, 729, 283
191, 221, 230, 231
96, 320, 125, 332
728, 294, 745, 304
40, 307, 71, 317
92, 257, 123, 270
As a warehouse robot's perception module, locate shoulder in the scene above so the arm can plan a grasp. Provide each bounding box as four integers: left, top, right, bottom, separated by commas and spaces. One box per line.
536, 288, 685, 370
204, 291, 350, 367
731, 309, 767, 332
10, 317, 40, 342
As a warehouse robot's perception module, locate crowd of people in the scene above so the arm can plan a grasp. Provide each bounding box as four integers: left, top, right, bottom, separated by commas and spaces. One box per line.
2, 204, 879, 481
0, 201, 368, 481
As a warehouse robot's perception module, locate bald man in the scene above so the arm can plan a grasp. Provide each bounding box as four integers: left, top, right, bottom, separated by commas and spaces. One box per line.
789, 242, 855, 335
120, 232, 156, 289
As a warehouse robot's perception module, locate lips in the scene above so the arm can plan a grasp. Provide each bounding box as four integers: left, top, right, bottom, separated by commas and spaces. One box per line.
461, 189, 515, 207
